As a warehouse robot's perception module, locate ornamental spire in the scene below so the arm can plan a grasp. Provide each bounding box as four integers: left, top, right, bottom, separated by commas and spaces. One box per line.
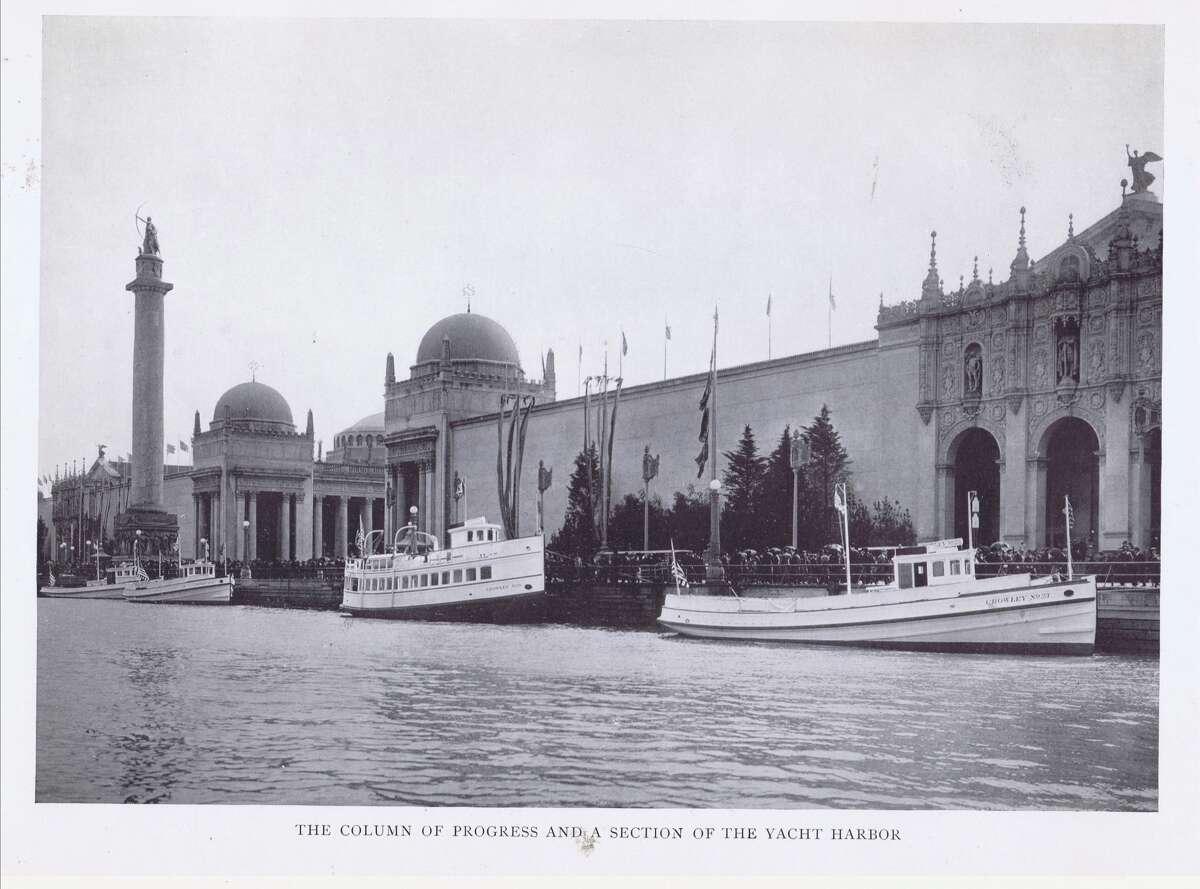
922, 230, 941, 298
1010, 206, 1030, 274
1067, 212, 1075, 240
972, 255, 979, 283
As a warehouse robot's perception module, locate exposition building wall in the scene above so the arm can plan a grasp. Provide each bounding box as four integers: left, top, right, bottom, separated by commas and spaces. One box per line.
447, 335, 928, 545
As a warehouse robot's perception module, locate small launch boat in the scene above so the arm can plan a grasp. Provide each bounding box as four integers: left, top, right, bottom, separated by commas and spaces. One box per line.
341, 516, 546, 621
122, 554, 233, 605
39, 569, 126, 600
658, 539, 1096, 655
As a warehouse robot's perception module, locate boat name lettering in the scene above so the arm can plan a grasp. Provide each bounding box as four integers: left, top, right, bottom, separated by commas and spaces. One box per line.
984, 590, 1053, 608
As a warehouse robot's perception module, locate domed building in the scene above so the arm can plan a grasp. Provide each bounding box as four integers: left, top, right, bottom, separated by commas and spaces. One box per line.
382, 310, 556, 542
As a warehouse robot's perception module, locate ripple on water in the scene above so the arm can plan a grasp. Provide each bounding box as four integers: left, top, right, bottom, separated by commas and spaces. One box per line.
35, 600, 1159, 810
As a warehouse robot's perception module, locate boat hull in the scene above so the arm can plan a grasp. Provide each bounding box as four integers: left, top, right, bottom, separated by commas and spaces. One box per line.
123, 576, 234, 604
659, 576, 1097, 655
39, 583, 126, 600
342, 588, 548, 622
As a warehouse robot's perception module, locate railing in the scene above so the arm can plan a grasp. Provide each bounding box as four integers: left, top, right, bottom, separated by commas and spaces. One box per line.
546, 560, 1160, 589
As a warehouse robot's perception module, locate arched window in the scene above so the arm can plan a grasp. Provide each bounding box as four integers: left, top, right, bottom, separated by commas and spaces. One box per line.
356, 434, 363, 446
1058, 254, 1081, 283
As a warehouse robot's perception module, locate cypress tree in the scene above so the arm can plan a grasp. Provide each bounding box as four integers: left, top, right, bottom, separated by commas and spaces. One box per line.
548, 445, 600, 558
761, 425, 798, 547
722, 424, 766, 551
803, 405, 852, 546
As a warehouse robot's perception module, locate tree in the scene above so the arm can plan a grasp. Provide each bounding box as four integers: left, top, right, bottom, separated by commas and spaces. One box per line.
722, 424, 766, 550
761, 425, 799, 547
548, 446, 600, 558
847, 490, 872, 545
605, 493, 668, 551
867, 497, 917, 546
803, 405, 852, 546
37, 515, 48, 568
663, 485, 710, 553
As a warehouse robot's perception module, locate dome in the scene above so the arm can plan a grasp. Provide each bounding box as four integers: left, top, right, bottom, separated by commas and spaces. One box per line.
212, 380, 294, 427
341, 411, 384, 434
415, 313, 520, 366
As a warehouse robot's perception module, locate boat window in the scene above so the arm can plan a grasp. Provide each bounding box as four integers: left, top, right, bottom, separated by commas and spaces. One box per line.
442, 571, 451, 584
466, 567, 477, 581
453, 569, 462, 583
964, 558, 973, 574
401, 576, 408, 590
481, 566, 492, 580
420, 574, 428, 587
350, 577, 358, 591
467, 531, 473, 542
487, 530, 494, 541
950, 560, 961, 575
914, 562, 928, 587
431, 573, 439, 586
932, 561, 945, 578
898, 563, 913, 589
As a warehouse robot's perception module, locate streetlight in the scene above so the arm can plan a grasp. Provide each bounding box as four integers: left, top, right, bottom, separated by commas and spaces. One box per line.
242, 520, 251, 579
199, 536, 209, 562
87, 538, 101, 581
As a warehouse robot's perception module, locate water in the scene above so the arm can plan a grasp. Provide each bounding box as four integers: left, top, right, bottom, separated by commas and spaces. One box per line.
36, 600, 1158, 809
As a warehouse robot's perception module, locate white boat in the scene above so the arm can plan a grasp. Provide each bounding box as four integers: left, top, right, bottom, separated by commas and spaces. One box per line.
340, 516, 546, 621
39, 571, 126, 600
122, 558, 233, 605
658, 539, 1097, 655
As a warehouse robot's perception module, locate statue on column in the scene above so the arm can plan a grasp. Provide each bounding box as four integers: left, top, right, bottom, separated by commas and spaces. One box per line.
1126, 145, 1163, 195
136, 209, 161, 255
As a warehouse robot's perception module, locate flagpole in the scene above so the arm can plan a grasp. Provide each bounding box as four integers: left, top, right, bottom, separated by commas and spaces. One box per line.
828, 275, 833, 349
1064, 495, 1074, 580
706, 307, 722, 581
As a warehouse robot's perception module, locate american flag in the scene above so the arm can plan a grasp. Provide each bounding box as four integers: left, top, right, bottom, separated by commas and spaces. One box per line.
669, 540, 688, 589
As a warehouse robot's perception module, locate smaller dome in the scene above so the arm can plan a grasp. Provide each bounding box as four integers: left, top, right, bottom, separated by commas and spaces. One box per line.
340, 411, 384, 435
212, 381, 294, 427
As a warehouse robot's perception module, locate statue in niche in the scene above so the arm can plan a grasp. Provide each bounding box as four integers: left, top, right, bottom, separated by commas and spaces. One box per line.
1057, 336, 1079, 384
964, 347, 983, 396
1126, 145, 1163, 194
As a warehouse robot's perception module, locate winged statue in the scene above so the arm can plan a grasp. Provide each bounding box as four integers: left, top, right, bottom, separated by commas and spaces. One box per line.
1126, 146, 1163, 194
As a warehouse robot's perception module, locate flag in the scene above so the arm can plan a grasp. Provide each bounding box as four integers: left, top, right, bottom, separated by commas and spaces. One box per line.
179, 440, 189, 452
135, 564, 149, 583
766, 293, 772, 317
665, 322, 671, 340
694, 441, 708, 478
1064, 496, 1075, 525
833, 485, 847, 517
670, 540, 689, 589
829, 276, 836, 311
621, 330, 628, 355
166, 443, 176, 454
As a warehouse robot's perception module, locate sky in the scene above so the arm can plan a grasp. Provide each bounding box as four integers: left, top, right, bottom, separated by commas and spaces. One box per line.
37, 18, 1164, 479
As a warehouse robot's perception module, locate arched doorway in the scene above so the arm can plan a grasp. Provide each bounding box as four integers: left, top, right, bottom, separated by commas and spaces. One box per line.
1043, 417, 1099, 549
952, 428, 1000, 546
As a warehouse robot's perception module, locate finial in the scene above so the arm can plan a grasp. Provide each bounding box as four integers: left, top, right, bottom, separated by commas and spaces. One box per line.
463, 283, 474, 313
1018, 206, 1026, 249
972, 255, 979, 282
1121, 178, 1128, 198
1068, 213, 1074, 240
959, 274, 964, 291
879, 291, 884, 309
988, 267, 993, 285
929, 230, 938, 269
249, 360, 260, 382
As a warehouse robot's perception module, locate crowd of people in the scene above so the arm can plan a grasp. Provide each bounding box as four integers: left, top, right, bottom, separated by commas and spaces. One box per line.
546, 540, 1162, 589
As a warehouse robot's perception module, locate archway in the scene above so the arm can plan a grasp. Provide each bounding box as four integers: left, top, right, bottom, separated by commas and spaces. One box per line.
1043, 417, 1099, 549
952, 427, 1000, 546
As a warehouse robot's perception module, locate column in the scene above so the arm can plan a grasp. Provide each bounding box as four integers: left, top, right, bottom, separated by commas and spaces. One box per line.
296, 484, 313, 562
935, 464, 955, 539
1026, 458, 1048, 547
1001, 418, 1028, 547
248, 492, 258, 561
313, 495, 324, 558
1100, 403, 1131, 550
337, 496, 348, 558
914, 415, 938, 542
236, 492, 246, 561
193, 494, 201, 555
417, 465, 428, 531
212, 491, 222, 562
397, 466, 409, 528
280, 493, 292, 561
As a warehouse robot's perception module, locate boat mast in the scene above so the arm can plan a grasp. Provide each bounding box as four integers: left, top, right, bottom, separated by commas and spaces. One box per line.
705, 308, 722, 581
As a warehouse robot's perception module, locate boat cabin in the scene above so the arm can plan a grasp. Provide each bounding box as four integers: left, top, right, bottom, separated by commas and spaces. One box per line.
181, 560, 216, 578
892, 539, 975, 589
447, 517, 504, 549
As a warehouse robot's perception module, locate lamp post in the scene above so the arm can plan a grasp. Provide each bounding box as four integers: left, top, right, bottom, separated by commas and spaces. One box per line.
87, 539, 101, 581
641, 445, 659, 553
967, 490, 980, 552
706, 477, 724, 581
408, 505, 418, 555
242, 520, 250, 578
200, 536, 209, 562
134, 529, 142, 571
789, 431, 810, 550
